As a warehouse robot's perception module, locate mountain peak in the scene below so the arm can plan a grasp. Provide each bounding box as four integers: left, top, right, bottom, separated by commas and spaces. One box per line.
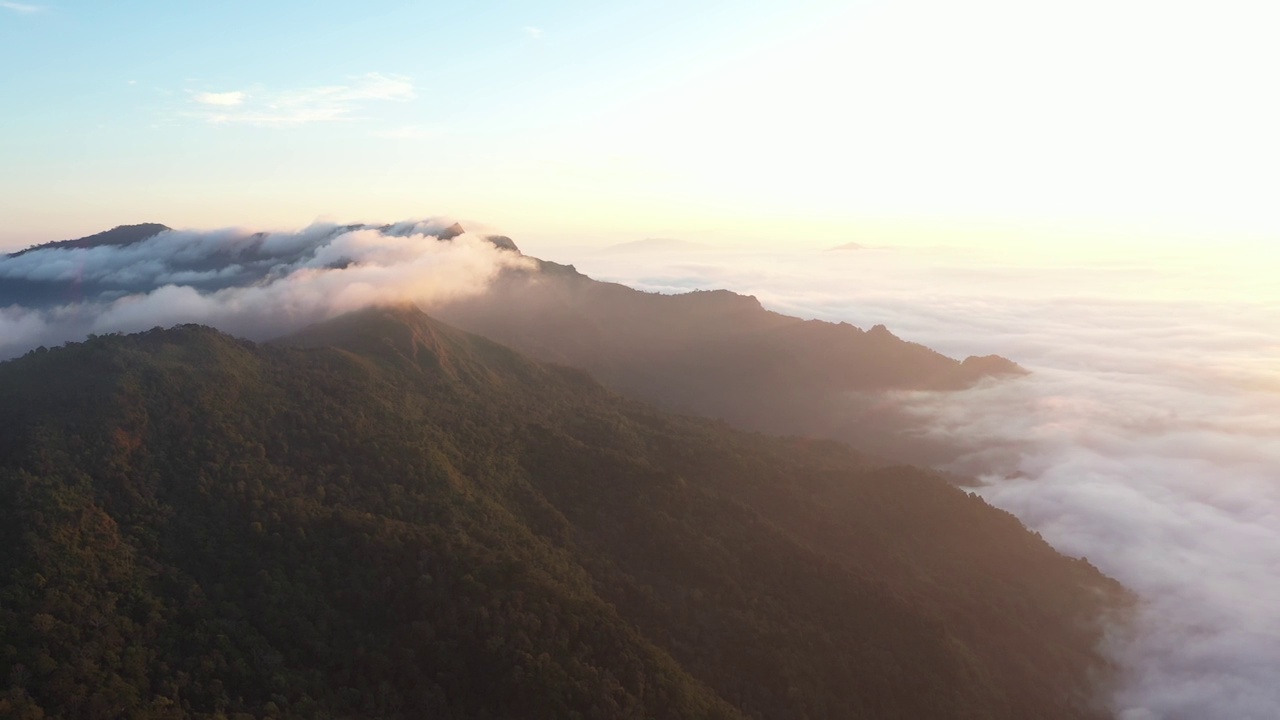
275, 304, 524, 386
485, 234, 520, 252
279, 303, 439, 355
437, 222, 467, 240
434, 221, 521, 253
10, 222, 171, 257
961, 354, 1029, 377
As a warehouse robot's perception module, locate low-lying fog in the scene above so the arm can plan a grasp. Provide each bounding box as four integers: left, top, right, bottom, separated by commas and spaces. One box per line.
550, 240, 1280, 720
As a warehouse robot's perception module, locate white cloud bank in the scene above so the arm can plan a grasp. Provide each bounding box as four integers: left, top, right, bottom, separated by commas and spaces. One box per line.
193, 91, 246, 107
0, 1, 42, 14
185, 73, 415, 127
0, 219, 530, 358
563, 243, 1280, 720
4, 227, 1277, 717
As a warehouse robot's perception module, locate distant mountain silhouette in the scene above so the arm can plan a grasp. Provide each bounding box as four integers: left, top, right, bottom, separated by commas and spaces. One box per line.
9, 221, 518, 260
0, 306, 1124, 719
829, 241, 866, 250
0, 222, 522, 310
436, 221, 468, 240
432, 258, 1026, 461
426, 221, 519, 252
483, 234, 520, 252
7, 223, 170, 257
4, 221, 1018, 464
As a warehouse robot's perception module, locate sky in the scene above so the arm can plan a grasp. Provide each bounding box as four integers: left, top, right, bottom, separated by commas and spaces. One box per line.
1, 3, 1278, 714
2, 0, 1278, 253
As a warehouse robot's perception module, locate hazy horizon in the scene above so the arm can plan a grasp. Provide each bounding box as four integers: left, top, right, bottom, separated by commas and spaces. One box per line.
4, 0, 1277, 716
5, 221, 1274, 712
3, 0, 1278, 254
3, 219, 1277, 717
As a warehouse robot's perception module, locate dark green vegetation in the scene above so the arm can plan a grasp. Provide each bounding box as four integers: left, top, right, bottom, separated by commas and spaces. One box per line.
432, 260, 1024, 463
0, 307, 1122, 719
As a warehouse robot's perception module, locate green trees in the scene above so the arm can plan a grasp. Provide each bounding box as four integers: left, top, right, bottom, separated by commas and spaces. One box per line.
0, 309, 1125, 719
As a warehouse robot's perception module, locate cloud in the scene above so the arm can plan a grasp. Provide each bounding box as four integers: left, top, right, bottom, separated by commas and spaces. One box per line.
0, 219, 531, 358
900, 370, 1280, 720
185, 73, 415, 127
523, 26, 543, 39
5, 230, 1277, 717
0, 1, 41, 13
372, 125, 437, 140
193, 91, 246, 106
553, 243, 1280, 719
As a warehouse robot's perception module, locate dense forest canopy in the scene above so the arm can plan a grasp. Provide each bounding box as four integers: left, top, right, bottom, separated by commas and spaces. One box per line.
0, 307, 1125, 719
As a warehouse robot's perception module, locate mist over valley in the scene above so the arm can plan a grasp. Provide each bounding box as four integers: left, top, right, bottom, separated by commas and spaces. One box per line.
3, 220, 1275, 716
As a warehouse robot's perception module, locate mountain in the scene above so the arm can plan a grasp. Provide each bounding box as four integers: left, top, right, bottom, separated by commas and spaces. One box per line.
3, 220, 1022, 464
7, 223, 171, 257
424, 221, 519, 252
0, 306, 1124, 719
0, 221, 523, 312
431, 259, 1025, 462
829, 242, 866, 251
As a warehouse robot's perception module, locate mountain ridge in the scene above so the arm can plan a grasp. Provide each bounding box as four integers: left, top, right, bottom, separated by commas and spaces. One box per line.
431, 257, 1027, 463
0, 306, 1126, 719
3, 221, 1024, 467
7, 221, 521, 259
7, 222, 171, 257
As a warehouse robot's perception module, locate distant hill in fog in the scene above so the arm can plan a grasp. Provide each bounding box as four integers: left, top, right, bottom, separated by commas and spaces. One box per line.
432, 252, 1025, 462
4, 221, 1024, 466
7, 223, 171, 257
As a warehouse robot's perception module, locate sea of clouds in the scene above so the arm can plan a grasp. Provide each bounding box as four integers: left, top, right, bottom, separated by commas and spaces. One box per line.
551, 241, 1279, 720
3, 222, 1277, 718
0, 219, 531, 359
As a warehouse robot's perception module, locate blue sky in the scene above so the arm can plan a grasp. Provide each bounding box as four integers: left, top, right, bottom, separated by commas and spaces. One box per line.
1, 0, 843, 247
2, 0, 1277, 252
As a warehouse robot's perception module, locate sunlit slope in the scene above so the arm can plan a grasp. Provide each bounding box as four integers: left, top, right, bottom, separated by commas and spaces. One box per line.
0, 307, 1119, 719
432, 260, 1023, 443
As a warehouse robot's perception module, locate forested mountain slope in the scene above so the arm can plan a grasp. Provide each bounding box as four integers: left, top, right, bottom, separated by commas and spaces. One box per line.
431, 258, 1023, 459
3, 222, 1022, 466
0, 307, 1122, 719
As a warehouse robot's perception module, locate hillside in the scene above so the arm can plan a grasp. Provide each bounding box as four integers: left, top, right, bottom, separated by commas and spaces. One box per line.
431, 258, 1023, 460
7, 223, 172, 257
2, 222, 1024, 466
0, 307, 1123, 719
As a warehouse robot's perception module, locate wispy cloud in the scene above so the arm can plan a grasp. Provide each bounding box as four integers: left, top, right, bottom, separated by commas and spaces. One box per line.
372, 125, 437, 140
185, 73, 415, 127
0, 1, 43, 13
193, 91, 246, 107
523, 26, 543, 39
